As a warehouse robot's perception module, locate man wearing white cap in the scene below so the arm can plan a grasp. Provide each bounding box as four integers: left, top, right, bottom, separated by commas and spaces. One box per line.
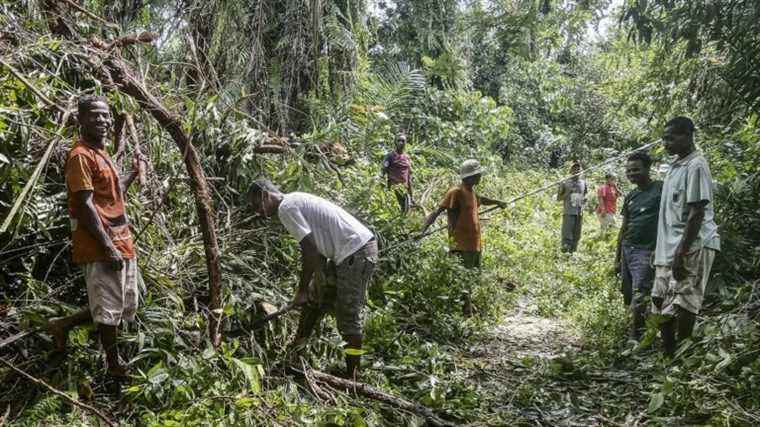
420, 159, 506, 316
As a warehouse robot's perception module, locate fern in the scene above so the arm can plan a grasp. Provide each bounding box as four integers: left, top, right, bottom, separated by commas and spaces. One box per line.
17, 395, 63, 427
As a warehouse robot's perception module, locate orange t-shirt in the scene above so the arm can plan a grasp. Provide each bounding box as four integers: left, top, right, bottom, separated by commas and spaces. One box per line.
439, 185, 481, 252
65, 141, 135, 264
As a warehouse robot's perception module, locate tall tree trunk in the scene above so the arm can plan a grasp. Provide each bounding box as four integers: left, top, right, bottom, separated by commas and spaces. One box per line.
101, 54, 224, 347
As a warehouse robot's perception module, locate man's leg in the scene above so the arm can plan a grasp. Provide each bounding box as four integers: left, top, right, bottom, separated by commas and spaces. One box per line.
335, 241, 377, 378
620, 246, 633, 307
98, 323, 127, 377
629, 248, 654, 340
651, 266, 674, 355
462, 251, 480, 317
676, 306, 696, 342
572, 214, 583, 252
393, 187, 409, 215
48, 309, 92, 352
293, 305, 324, 347
560, 215, 574, 252
87, 261, 132, 377
343, 334, 363, 380
659, 315, 677, 357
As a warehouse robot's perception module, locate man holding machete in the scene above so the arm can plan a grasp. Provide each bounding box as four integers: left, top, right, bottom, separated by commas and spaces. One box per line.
247, 179, 377, 379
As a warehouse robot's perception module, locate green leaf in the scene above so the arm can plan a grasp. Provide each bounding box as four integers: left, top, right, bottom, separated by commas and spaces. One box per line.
232, 357, 262, 394
647, 391, 664, 413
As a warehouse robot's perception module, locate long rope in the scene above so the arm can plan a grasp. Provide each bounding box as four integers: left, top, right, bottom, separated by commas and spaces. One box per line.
380, 140, 662, 256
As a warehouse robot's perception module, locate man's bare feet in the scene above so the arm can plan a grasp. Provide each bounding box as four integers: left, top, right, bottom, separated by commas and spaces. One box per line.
47, 318, 68, 352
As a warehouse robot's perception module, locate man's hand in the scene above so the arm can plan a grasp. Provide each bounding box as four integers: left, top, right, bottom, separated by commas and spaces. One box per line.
672, 251, 688, 281
131, 150, 145, 171
106, 245, 124, 271
497, 200, 508, 209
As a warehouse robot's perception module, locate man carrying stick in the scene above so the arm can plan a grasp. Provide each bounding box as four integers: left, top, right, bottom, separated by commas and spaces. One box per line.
247, 179, 377, 379
420, 159, 506, 316
47, 95, 144, 378
557, 161, 587, 253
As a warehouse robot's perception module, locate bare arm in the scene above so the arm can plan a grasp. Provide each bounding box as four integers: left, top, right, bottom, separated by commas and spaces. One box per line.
120, 152, 143, 194
479, 195, 506, 208
615, 214, 628, 273
420, 207, 446, 236
294, 233, 322, 306
75, 191, 123, 270
557, 182, 566, 202
407, 171, 413, 200
672, 202, 706, 281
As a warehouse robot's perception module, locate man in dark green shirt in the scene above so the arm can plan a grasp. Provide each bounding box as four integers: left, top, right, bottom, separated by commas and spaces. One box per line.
615, 151, 663, 339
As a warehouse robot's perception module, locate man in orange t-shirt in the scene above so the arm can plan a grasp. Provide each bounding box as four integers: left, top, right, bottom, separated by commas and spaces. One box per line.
47, 95, 144, 378
420, 159, 506, 316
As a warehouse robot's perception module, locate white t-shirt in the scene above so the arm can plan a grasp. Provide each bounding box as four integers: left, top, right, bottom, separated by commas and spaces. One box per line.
277, 192, 373, 265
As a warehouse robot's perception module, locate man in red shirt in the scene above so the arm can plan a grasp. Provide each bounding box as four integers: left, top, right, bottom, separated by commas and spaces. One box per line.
47, 95, 144, 378
596, 173, 620, 234
381, 133, 414, 214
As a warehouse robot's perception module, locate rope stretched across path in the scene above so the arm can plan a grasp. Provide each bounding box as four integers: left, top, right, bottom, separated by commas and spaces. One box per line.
379, 140, 662, 256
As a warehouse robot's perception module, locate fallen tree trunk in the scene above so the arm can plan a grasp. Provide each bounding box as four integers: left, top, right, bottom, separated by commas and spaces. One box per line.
306, 369, 454, 426
95, 52, 224, 347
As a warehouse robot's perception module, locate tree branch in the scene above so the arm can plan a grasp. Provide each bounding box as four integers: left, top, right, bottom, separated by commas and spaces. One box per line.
0, 358, 117, 427
305, 368, 455, 426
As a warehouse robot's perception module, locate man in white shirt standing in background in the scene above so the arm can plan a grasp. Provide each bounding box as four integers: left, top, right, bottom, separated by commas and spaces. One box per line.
248, 179, 378, 379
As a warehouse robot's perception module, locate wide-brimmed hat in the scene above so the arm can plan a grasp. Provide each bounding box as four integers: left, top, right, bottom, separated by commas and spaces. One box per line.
459, 159, 484, 179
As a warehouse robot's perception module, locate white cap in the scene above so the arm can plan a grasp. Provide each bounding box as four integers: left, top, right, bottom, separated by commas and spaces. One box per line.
459, 159, 484, 179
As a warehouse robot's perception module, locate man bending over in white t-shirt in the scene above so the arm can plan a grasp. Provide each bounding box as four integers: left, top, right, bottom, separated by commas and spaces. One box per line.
247, 179, 378, 379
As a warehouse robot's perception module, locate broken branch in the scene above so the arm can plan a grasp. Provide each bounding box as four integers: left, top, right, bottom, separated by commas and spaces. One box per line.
305, 368, 454, 426
0, 358, 117, 427
0, 58, 66, 113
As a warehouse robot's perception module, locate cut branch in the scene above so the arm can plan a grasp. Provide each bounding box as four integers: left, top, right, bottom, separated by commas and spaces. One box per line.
97, 50, 223, 347
0, 358, 116, 427
306, 369, 454, 426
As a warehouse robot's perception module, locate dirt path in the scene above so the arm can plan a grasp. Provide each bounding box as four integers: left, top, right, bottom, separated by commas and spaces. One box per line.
462, 295, 646, 425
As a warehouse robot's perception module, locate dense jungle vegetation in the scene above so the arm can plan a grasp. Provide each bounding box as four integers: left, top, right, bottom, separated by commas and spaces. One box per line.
1, 0, 759, 425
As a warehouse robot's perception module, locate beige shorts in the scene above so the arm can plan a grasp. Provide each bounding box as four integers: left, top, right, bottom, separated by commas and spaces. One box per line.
84, 259, 140, 326
651, 248, 716, 316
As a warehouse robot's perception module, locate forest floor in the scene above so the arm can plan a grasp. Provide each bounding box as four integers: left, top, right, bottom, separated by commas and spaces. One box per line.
459, 292, 652, 426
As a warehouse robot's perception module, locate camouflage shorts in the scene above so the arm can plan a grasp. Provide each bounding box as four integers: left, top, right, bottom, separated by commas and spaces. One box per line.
651, 248, 716, 316
307, 240, 378, 336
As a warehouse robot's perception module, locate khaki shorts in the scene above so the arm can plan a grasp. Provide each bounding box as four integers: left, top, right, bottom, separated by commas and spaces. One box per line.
84, 259, 140, 326
651, 248, 716, 316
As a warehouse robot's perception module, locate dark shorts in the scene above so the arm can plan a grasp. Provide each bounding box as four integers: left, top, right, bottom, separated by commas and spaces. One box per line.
621, 244, 654, 309
451, 250, 481, 269
392, 186, 411, 214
